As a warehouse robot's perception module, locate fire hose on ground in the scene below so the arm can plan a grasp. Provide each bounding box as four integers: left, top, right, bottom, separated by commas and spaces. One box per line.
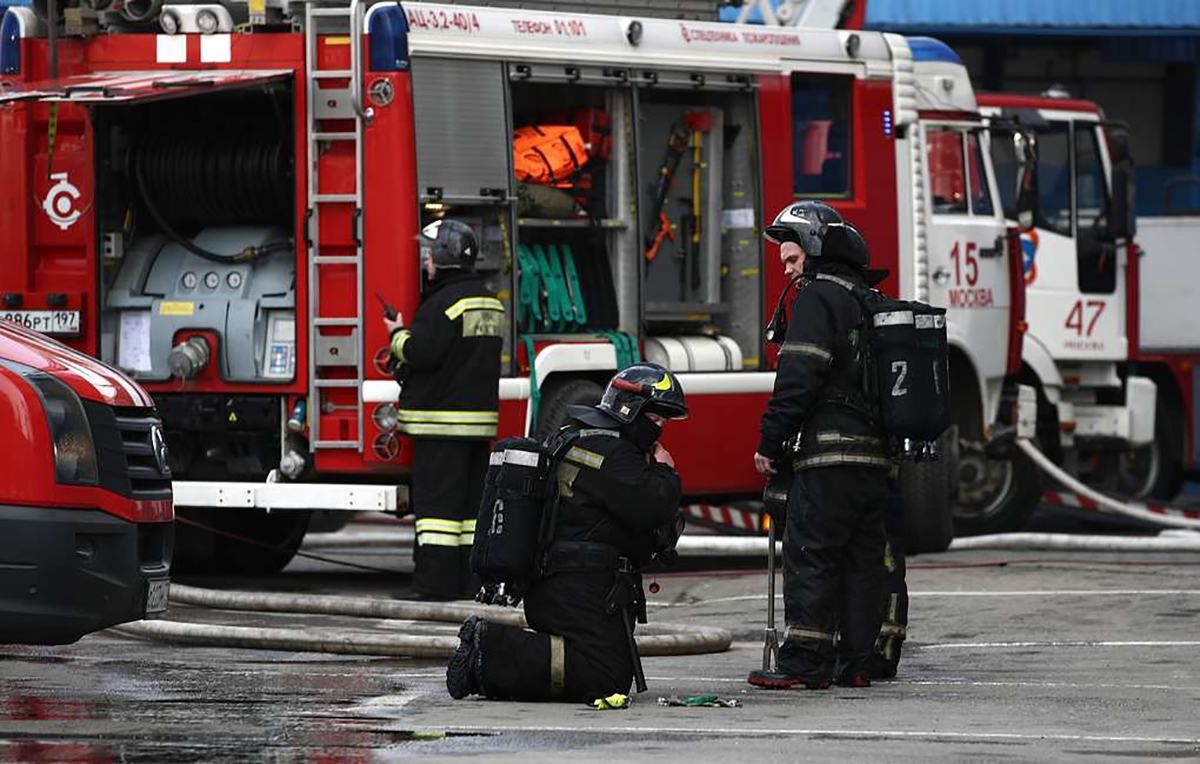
669, 437, 1200, 555
1012, 439, 1200, 530
113, 440, 1195, 654
111, 584, 733, 659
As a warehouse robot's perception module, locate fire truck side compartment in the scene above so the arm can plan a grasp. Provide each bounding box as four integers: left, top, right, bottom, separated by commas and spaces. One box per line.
91, 86, 297, 384
637, 81, 761, 368
508, 75, 629, 336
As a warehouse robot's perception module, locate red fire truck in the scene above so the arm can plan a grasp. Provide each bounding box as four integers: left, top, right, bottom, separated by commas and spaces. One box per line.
0, 319, 172, 644
978, 92, 1198, 528
0, 2, 1030, 571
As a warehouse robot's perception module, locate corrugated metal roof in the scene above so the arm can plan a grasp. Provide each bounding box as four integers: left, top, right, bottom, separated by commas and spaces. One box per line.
866, 0, 1200, 35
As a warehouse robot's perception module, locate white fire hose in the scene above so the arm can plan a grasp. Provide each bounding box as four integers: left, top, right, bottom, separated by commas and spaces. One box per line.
118, 439, 1196, 654
112, 584, 733, 658
669, 437, 1200, 556
1014, 438, 1200, 530
671, 531, 1200, 555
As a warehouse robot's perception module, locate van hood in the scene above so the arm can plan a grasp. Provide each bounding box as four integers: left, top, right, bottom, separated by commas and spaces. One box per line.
0, 322, 155, 408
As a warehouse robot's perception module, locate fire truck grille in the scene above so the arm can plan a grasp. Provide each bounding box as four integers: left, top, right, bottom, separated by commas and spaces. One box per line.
83, 403, 173, 501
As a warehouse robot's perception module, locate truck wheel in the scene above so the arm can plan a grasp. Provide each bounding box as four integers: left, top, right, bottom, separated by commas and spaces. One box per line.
534, 378, 605, 439
951, 439, 1042, 536
173, 508, 311, 576
898, 428, 956, 555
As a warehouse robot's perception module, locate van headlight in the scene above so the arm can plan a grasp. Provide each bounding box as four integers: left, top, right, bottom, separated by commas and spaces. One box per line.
27, 373, 99, 485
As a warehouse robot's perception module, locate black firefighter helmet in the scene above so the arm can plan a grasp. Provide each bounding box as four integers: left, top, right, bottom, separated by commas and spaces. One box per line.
420, 218, 479, 271
567, 363, 689, 427
764, 200, 870, 271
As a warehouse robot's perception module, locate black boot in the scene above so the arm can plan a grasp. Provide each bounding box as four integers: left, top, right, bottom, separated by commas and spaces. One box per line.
835, 672, 871, 688
867, 654, 898, 680
747, 669, 831, 690
446, 616, 487, 699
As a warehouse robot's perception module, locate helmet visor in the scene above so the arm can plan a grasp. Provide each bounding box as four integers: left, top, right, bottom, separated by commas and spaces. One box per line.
644, 400, 689, 421
764, 223, 824, 259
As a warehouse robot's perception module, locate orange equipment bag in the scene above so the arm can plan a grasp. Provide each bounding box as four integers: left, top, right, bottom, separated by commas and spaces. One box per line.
513, 125, 589, 187
545, 108, 613, 161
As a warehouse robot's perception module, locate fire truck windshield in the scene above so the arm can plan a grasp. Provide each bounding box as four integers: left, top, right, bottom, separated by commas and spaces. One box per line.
991, 122, 1071, 235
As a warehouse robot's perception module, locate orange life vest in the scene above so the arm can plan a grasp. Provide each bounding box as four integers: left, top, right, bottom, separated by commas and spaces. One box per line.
513, 125, 589, 187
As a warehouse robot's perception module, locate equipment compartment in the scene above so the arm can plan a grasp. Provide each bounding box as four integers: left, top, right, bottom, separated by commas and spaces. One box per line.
507, 71, 635, 339
637, 80, 762, 371
92, 84, 298, 384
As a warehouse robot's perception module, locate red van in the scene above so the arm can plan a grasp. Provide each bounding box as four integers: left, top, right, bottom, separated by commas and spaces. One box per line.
0, 321, 172, 644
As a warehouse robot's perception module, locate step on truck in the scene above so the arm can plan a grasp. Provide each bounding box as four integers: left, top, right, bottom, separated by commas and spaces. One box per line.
0, 2, 1033, 570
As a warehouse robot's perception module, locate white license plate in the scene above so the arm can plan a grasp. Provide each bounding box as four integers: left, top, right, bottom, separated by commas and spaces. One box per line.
0, 310, 81, 335
145, 578, 170, 614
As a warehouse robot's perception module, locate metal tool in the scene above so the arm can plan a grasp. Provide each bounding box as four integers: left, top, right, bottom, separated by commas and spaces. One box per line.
762, 515, 780, 672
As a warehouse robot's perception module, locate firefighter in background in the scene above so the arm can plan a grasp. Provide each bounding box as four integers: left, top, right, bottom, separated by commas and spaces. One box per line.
748, 201, 899, 690
383, 219, 504, 601
446, 364, 687, 702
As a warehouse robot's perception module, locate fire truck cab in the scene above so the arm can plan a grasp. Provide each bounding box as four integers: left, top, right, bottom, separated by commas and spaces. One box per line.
980, 92, 1192, 517
906, 39, 1036, 536
0, 319, 172, 645
0, 2, 1031, 567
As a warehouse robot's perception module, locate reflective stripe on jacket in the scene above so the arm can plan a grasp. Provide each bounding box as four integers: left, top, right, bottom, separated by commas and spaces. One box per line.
390, 272, 504, 440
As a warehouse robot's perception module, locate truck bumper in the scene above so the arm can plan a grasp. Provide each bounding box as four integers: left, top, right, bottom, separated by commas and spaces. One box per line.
0, 506, 172, 645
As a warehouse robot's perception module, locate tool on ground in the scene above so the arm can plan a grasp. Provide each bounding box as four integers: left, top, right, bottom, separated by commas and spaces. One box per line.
643, 122, 691, 260
591, 693, 630, 710
657, 695, 741, 708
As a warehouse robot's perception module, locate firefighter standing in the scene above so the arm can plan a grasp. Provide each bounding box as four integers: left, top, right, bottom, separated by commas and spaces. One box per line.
384, 219, 504, 601
748, 201, 899, 690
446, 364, 687, 703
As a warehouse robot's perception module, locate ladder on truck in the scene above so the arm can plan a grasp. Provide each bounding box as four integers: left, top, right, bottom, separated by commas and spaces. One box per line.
304, 0, 369, 451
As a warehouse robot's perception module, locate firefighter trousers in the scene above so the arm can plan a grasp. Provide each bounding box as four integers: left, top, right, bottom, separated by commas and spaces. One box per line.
779, 465, 889, 682
873, 500, 909, 678
478, 570, 634, 702
410, 438, 489, 600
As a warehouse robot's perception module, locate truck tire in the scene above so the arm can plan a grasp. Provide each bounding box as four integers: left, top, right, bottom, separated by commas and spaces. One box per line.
173, 508, 311, 576
534, 378, 605, 439
898, 428, 956, 555
951, 440, 1042, 537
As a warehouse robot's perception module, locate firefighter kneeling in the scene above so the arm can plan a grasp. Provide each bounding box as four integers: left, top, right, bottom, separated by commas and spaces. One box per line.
446, 364, 687, 703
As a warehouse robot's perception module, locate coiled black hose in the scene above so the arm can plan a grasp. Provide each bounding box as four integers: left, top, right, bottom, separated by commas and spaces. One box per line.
133, 135, 293, 263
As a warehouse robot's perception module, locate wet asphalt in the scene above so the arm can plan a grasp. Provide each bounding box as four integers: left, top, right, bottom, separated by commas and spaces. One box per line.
0, 505, 1197, 763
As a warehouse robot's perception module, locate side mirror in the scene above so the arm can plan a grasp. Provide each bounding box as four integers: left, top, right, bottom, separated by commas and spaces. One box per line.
1013, 131, 1038, 232
1108, 127, 1136, 240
